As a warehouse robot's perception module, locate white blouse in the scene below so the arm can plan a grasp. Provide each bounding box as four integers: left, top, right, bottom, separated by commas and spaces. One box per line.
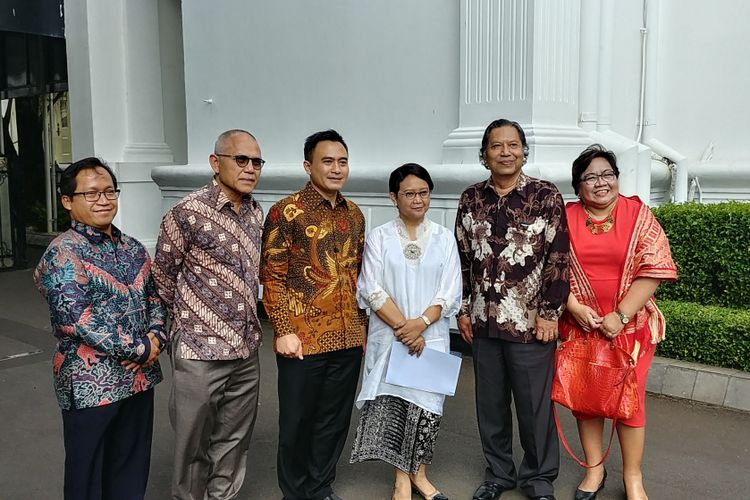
355, 218, 462, 415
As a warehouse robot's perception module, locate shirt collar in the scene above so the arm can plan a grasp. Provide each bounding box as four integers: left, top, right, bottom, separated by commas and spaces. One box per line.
210, 177, 254, 211
300, 181, 347, 208
70, 220, 121, 244
482, 171, 531, 199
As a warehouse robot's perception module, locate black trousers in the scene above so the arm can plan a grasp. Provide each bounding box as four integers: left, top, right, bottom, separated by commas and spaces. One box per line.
61, 388, 154, 500
472, 337, 559, 498
276, 347, 362, 500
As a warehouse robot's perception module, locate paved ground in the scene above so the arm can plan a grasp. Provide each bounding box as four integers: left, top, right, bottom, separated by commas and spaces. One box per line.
1, 267, 749, 500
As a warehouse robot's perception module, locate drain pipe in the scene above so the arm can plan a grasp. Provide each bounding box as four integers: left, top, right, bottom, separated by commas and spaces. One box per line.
638, 0, 689, 202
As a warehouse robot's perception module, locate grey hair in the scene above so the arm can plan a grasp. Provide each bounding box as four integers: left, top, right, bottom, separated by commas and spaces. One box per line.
214, 129, 257, 154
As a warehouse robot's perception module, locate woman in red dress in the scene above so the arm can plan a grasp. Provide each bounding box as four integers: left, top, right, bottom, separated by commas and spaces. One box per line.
562, 145, 677, 500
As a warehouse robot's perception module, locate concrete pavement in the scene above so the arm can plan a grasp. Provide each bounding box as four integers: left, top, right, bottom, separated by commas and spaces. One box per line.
1, 267, 749, 499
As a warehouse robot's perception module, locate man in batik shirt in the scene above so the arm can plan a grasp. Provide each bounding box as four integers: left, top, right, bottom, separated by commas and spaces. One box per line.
261, 129, 367, 500
35, 157, 166, 500
455, 119, 570, 500
153, 129, 264, 499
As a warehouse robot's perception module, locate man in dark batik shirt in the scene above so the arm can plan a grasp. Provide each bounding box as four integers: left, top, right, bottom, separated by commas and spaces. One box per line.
35, 157, 166, 500
455, 119, 570, 500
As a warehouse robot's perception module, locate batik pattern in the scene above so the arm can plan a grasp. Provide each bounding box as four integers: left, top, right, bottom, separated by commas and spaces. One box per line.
455, 173, 571, 342
34, 221, 166, 410
153, 180, 263, 360
261, 182, 367, 355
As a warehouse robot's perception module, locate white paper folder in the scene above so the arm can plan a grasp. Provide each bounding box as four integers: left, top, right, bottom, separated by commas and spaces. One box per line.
385, 340, 462, 396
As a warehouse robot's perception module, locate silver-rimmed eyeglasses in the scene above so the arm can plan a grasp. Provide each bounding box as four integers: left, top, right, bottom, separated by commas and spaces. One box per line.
580, 171, 616, 185
398, 190, 431, 200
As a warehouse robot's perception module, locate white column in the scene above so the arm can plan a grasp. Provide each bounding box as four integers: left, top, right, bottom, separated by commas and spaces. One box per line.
443, 0, 590, 166
65, 0, 174, 248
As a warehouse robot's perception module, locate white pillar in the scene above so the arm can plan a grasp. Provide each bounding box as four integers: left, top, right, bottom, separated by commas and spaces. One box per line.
442, 0, 590, 166
65, 0, 173, 248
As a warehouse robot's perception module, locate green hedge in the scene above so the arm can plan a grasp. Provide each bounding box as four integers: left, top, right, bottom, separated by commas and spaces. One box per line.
656, 300, 750, 372
652, 202, 750, 308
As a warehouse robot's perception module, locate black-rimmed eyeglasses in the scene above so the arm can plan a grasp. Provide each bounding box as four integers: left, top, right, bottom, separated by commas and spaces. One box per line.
215, 154, 266, 170
70, 190, 121, 202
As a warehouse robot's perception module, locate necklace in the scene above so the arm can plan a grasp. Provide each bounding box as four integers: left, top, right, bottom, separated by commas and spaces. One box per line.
583, 204, 615, 235
395, 217, 432, 263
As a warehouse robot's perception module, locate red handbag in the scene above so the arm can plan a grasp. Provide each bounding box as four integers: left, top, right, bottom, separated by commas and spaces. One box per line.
552, 333, 639, 467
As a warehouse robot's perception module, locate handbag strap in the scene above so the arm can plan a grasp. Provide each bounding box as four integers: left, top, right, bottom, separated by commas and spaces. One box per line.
553, 404, 618, 468
553, 356, 635, 468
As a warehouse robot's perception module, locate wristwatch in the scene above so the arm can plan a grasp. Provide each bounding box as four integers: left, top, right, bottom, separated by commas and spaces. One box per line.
420, 315, 432, 326
616, 310, 631, 325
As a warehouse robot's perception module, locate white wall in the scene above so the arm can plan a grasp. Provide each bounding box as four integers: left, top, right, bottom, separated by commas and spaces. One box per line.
181, 1, 460, 168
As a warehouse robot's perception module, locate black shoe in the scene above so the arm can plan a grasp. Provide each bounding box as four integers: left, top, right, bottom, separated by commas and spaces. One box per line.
574, 468, 607, 500
472, 481, 505, 500
411, 483, 448, 500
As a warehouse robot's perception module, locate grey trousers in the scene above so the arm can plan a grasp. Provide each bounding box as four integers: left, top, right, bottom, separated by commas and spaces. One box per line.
170, 352, 260, 500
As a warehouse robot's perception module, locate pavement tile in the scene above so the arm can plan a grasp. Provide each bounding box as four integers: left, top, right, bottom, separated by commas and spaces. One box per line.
692, 371, 729, 406
725, 375, 750, 412
661, 365, 697, 399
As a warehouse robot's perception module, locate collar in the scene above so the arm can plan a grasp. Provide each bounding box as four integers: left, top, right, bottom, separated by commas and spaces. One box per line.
300, 181, 347, 209
482, 171, 531, 199
210, 178, 253, 211
70, 220, 121, 244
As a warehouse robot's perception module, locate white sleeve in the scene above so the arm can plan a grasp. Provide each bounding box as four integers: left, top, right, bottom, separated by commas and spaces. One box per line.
429, 233, 463, 318
356, 229, 390, 311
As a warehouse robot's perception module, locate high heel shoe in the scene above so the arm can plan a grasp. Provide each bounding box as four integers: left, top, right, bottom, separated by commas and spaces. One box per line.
411, 482, 449, 500
573, 468, 607, 500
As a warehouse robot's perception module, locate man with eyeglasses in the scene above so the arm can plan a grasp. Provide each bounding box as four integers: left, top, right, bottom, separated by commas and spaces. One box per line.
261, 129, 367, 500
153, 129, 265, 499
455, 119, 570, 500
35, 157, 167, 499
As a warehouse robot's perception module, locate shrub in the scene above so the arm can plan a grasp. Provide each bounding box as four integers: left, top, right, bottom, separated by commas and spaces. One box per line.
652, 202, 750, 309
656, 300, 750, 372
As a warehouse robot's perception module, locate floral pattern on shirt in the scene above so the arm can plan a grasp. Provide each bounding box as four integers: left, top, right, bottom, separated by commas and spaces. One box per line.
455, 173, 571, 342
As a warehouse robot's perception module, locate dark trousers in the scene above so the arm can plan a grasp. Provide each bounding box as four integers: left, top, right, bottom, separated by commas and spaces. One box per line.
61, 388, 155, 500
276, 347, 362, 500
472, 337, 559, 498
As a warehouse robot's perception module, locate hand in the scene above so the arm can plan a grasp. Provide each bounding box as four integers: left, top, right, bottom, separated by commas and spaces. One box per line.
457, 315, 473, 344
120, 333, 161, 372
569, 303, 603, 332
408, 336, 426, 357
599, 312, 625, 339
394, 319, 427, 346
535, 316, 559, 344
276, 334, 304, 360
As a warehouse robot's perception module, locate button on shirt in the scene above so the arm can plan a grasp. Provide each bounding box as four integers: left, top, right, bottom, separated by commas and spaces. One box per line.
455, 173, 571, 343
153, 180, 263, 360
261, 182, 367, 355
34, 221, 167, 410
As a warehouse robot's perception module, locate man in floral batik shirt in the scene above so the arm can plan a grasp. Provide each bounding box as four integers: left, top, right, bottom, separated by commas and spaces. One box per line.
455, 119, 570, 500
35, 157, 167, 500
261, 129, 367, 500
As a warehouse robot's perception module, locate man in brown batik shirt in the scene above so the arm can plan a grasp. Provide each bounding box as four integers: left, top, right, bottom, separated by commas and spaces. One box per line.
261, 129, 366, 500
153, 129, 264, 500
455, 119, 570, 500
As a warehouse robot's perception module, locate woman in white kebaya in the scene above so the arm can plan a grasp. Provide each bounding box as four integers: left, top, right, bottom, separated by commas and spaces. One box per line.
350, 163, 462, 500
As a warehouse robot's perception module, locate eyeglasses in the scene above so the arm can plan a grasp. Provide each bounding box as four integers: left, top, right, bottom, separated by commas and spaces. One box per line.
215, 154, 266, 170
580, 171, 616, 185
70, 190, 121, 202
398, 190, 431, 200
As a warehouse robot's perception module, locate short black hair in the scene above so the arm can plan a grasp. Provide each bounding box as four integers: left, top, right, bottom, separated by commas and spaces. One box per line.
303, 129, 348, 162
59, 157, 117, 197
479, 118, 529, 165
388, 163, 434, 195
571, 144, 620, 195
